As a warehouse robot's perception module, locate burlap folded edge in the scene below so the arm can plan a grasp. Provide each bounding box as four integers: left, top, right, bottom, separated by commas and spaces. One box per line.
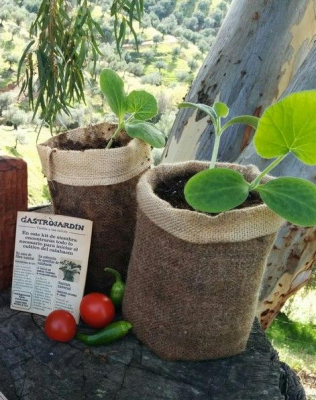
136, 161, 285, 243
37, 122, 152, 186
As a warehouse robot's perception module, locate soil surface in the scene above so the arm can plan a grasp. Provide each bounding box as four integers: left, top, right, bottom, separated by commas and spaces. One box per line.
154, 172, 262, 213
56, 137, 122, 151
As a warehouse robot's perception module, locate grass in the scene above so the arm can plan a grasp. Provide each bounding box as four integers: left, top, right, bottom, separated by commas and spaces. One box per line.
283, 289, 316, 325
267, 312, 316, 373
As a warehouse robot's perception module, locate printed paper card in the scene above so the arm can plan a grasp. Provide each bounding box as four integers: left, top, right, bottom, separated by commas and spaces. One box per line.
11, 212, 93, 323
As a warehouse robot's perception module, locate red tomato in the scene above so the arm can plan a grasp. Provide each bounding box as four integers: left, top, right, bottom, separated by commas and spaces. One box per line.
80, 293, 115, 329
44, 310, 77, 342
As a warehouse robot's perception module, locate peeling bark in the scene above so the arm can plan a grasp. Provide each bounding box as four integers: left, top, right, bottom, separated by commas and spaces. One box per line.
258, 225, 316, 329
238, 41, 316, 329
161, 0, 316, 329
162, 0, 316, 163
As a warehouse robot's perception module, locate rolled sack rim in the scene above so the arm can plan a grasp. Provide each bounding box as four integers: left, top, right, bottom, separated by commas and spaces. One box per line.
136, 161, 285, 243
37, 122, 152, 186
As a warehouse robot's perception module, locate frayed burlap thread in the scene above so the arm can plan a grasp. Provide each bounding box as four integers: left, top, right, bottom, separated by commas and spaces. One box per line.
37, 122, 151, 293
123, 161, 284, 361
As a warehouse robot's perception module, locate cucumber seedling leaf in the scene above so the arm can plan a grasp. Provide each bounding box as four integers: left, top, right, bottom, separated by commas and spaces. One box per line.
221, 115, 259, 133
254, 91, 316, 165
184, 168, 250, 213
179, 102, 217, 124
125, 120, 165, 148
256, 177, 316, 226
214, 102, 229, 118
100, 69, 127, 122
127, 90, 158, 121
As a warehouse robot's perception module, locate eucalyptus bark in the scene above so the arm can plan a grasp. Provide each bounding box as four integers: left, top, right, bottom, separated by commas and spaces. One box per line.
161, 0, 316, 328
162, 0, 316, 163
238, 41, 316, 329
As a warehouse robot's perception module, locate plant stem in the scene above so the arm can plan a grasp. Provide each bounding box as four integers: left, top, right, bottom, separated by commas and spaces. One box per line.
125, 114, 134, 124
104, 268, 122, 282
106, 124, 122, 149
105, 114, 135, 149
209, 133, 221, 169
249, 155, 287, 190
209, 116, 222, 169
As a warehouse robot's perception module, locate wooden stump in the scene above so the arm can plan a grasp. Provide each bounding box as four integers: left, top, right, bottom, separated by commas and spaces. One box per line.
0, 290, 305, 400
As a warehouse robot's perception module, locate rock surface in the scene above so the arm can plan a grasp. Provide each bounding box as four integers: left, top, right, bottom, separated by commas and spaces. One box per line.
0, 290, 305, 400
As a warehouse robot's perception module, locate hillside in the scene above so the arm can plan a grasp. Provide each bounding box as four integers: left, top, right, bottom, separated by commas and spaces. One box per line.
0, 0, 231, 205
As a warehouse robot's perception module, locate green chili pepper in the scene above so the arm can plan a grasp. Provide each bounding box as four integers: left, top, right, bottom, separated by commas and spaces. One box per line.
104, 268, 126, 307
75, 321, 132, 346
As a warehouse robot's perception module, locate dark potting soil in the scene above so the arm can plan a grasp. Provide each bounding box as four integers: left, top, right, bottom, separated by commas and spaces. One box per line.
154, 173, 262, 214
56, 137, 123, 151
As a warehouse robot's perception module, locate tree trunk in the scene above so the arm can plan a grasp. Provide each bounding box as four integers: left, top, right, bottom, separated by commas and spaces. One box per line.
161, 0, 316, 328
162, 0, 316, 163
238, 40, 316, 329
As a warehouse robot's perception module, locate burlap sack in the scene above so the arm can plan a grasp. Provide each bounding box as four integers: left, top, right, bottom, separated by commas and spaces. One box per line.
123, 161, 284, 361
37, 122, 151, 293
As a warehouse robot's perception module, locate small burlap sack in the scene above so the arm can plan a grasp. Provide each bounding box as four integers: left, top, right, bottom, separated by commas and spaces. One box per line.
37, 122, 151, 293
123, 161, 284, 361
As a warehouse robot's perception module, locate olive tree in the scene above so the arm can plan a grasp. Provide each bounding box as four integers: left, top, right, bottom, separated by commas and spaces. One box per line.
4, 54, 20, 72
4, 107, 29, 130
0, 92, 14, 117
155, 60, 168, 73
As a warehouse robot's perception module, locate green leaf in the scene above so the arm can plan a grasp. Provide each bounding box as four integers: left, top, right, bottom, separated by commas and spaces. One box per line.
125, 120, 165, 148
17, 40, 35, 83
214, 102, 229, 118
221, 115, 259, 134
178, 102, 217, 124
127, 90, 158, 120
254, 91, 316, 165
100, 69, 127, 121
256, 177, 316, 226
118, 18, 127, 47
184, 168, 250, 213
92, 19, 106, 40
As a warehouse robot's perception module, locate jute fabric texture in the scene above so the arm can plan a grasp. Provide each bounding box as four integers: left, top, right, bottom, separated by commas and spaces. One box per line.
136, 161, 284, 243
37, 122, 151, 186
123, 161, 284, 360
37, 122, 151, 293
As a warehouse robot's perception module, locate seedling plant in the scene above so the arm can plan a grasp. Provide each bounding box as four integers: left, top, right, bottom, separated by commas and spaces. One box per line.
180, 91, 316, 227
100, 69, 165, 149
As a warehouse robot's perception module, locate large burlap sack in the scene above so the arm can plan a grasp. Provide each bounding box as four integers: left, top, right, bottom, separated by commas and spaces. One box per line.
123, 161, 284, 361
37, 122, 151, 293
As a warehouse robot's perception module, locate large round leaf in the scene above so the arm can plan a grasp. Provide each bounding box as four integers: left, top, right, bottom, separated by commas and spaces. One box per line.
256, 177, 316, 226
100, 69, 126, 121
184, 168, 250, 213
254, 91, 316, 165
125, 121, 165, 148
126, 90, 158, 121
